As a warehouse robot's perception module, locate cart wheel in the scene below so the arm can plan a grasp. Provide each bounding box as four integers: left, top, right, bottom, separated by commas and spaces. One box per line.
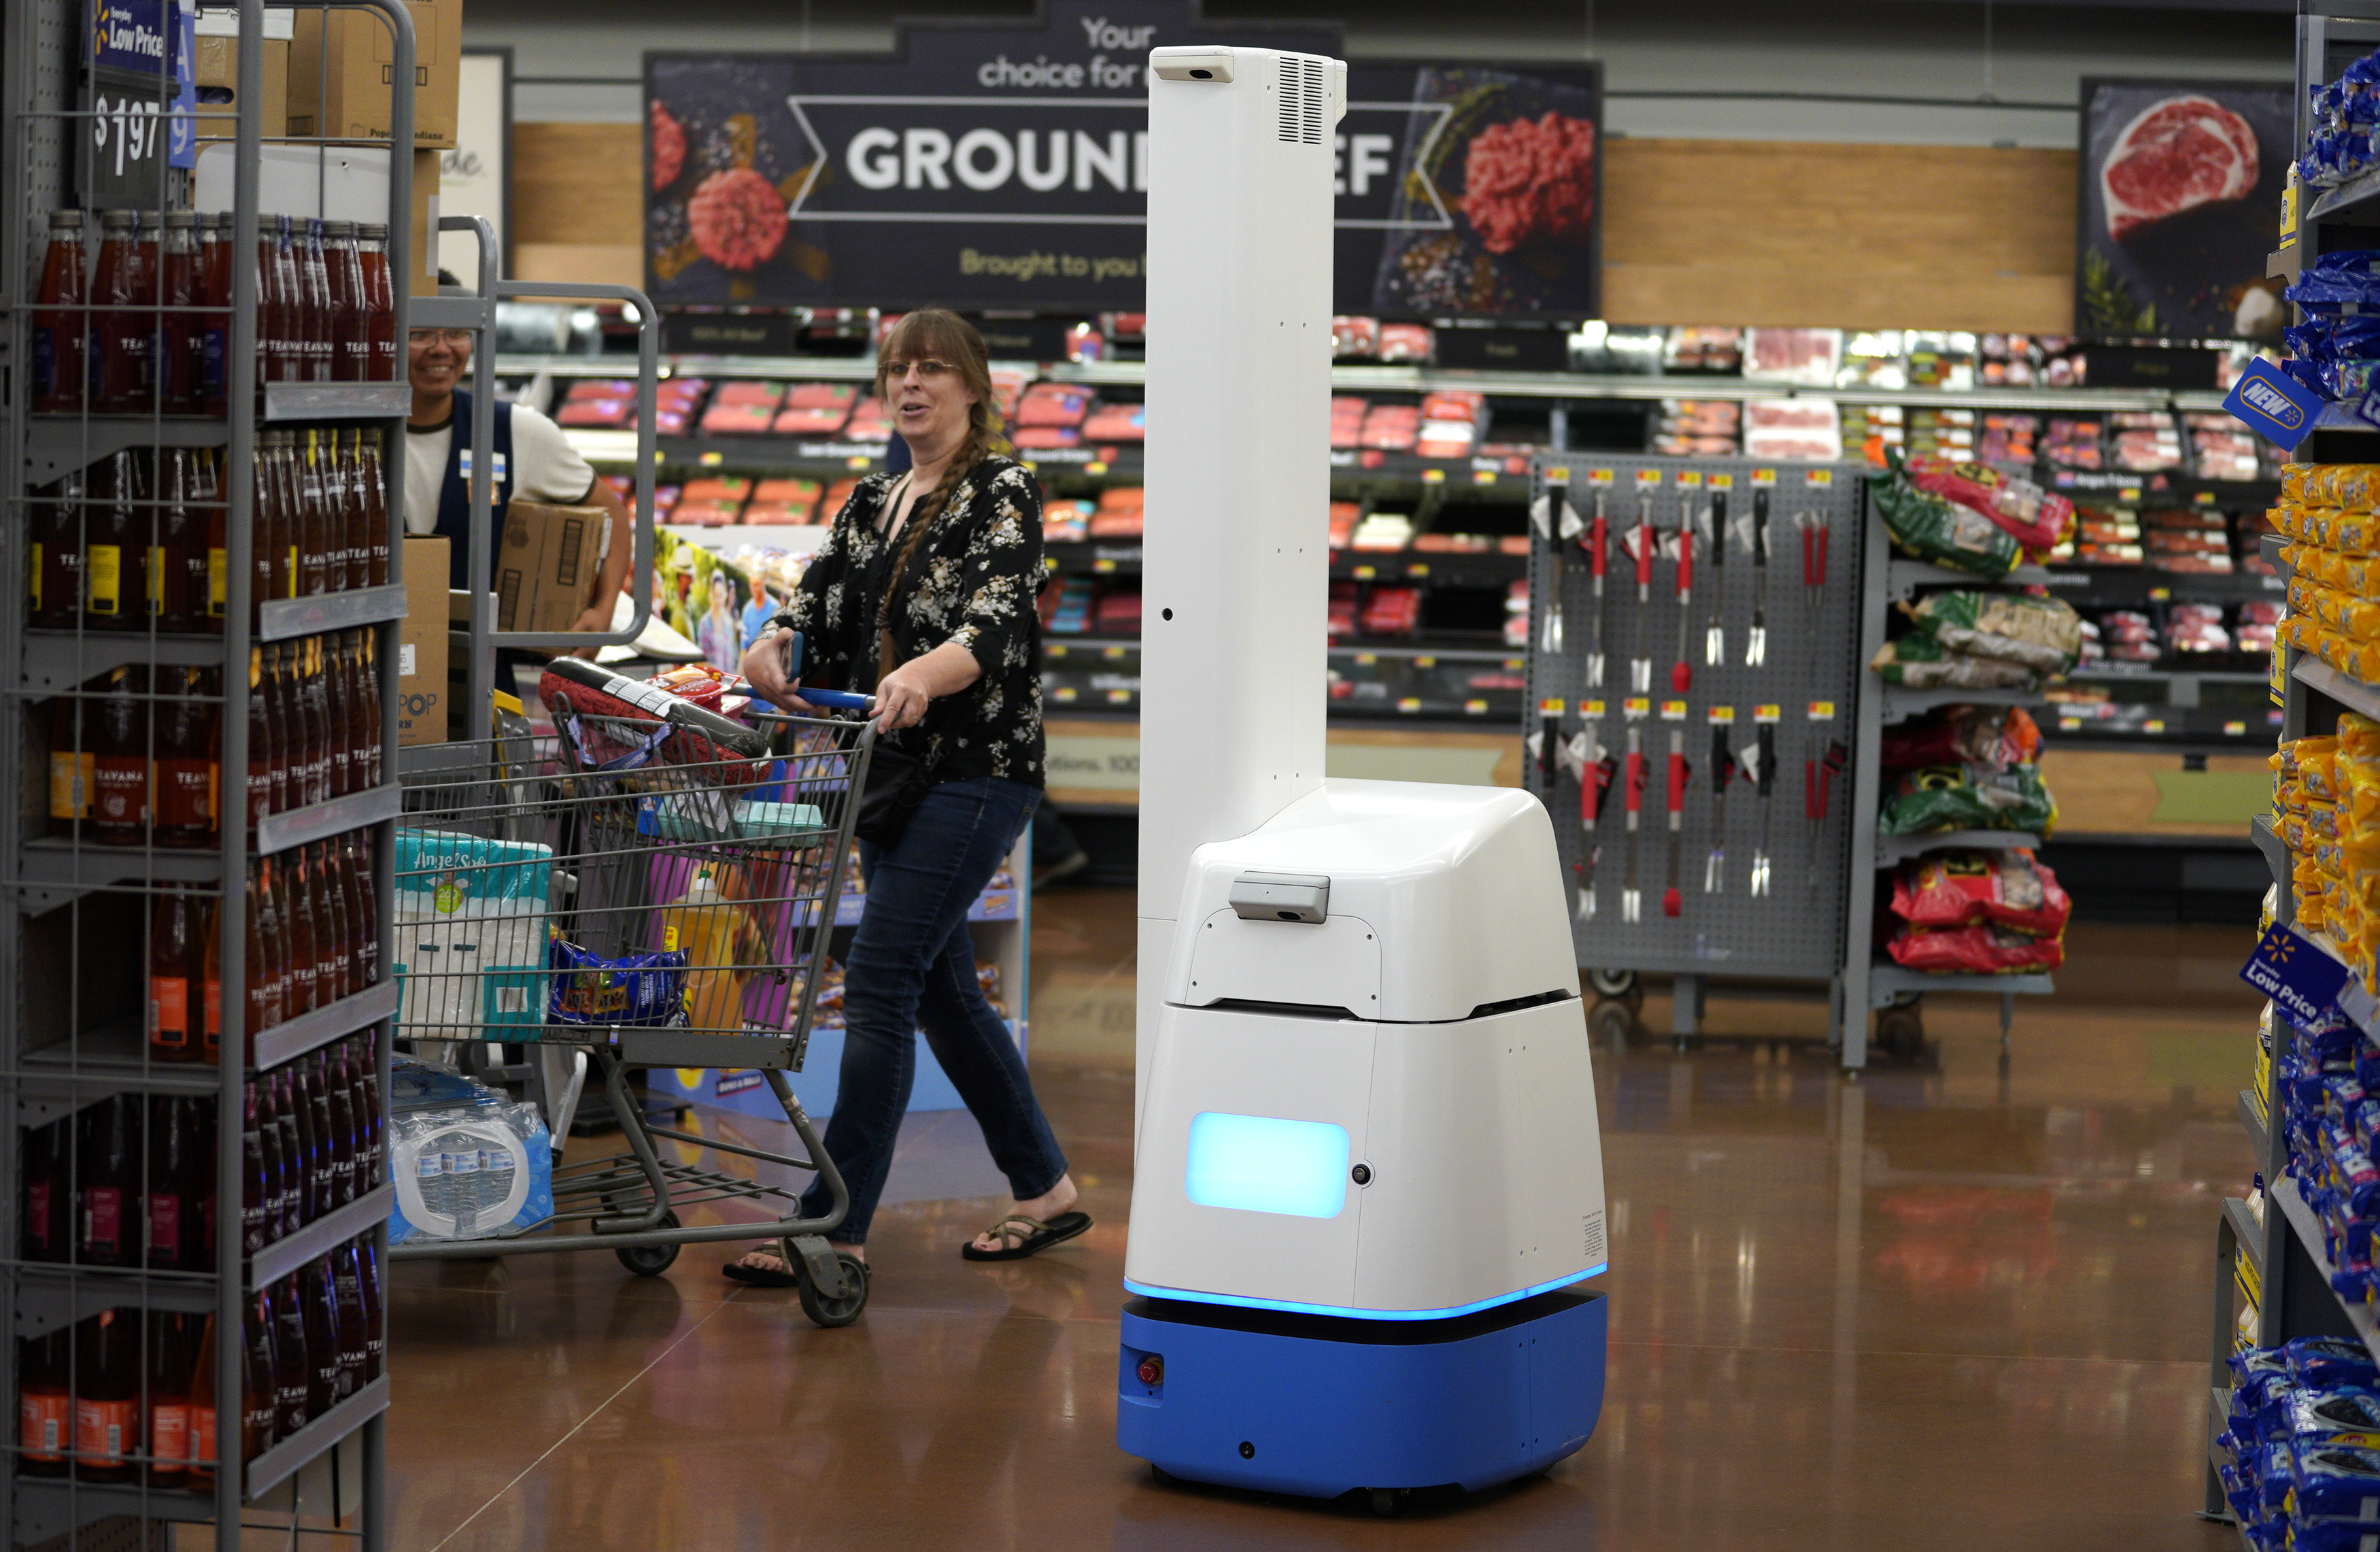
1875, 1008, 1925, 1061
1586, 967, 1637, 1000
1887, 990, 1923, 1010
613, 1211, 681, 1277
1369, 1489, 1404, 1518
798, 1251, 870, 1328
1587, 999, 1636, 1048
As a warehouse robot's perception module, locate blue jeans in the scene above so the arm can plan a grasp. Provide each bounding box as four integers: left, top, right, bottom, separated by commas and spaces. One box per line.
799, 776, 1065, 1244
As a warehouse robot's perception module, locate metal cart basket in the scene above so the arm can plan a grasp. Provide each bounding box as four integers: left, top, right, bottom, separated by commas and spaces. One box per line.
386, 702, 877, 1328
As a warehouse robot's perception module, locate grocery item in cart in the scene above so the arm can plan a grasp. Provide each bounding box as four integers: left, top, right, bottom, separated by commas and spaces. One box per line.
1871, 461, 2022, 579
539, 657, 772, 781
392, 828, 555, 1036
388, 1088, 554, 1244
1890, 849, 2071, 937
1901, 590, 2084, 673
547, 932, 690, 1027
1878, 762, 2058, 838
1869, 636, 2040, 689
1896, 451, 2074, 555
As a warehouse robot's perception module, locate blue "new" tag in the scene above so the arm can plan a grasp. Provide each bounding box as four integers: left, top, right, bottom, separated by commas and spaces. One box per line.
2225, 358, 2326, 452
2241, 923, 2351, 1028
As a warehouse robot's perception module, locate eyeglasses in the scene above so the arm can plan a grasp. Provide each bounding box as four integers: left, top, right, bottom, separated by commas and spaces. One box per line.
882, 357, 953, 380
408, 328, 472, 345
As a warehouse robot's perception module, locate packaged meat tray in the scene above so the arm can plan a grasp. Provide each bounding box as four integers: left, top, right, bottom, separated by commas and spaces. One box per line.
821, 478, 864, 520
1089, 487, 1144, 539
1359, 585, 1421, 636
1352, 513, 1413, 551
1332, 316, 1381, 358
1016, 383, 1093, 428
743, 477, 821, 526
785, 382, 857, 411
1837, 330, 1906, 388
1360, 405, 1421, 451
2043, 418, 2107, 470
1010, 426, 1081, 449
987, 369, 1029, 422
843, 399, 893, 441
1328, 503, 1359, 550
699, 399, 777, 436
1904, 331, 1977, 391
711, 380, 784, 407
1744, 398, 1843, 460
772, 402, 852, 436
1331, 397, 1370, 450
1377, 324, 1433, 363
1328, 580, 1359, 639
1663, 326, 1742, 373
1081, 403, 1145, 442
1094, 588, 1142, 634
1743, 328, 1843, 386
1043, 499, 1091, 543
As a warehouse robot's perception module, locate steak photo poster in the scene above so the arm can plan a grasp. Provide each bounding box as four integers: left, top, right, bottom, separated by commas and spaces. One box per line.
641, 0, 1601, 319
2075, 77, 2292, 343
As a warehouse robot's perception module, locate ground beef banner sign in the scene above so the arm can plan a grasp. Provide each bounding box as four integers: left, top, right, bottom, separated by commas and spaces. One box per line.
2075, 77, 2292, 343
643, 0, 1603, 318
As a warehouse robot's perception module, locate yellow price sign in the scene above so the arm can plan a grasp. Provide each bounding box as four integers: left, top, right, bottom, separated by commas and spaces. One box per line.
1416, 656, 1436, 668
1055, 686, 1078, 702
1544, 465, 1572, 483
1353, 565, 1377, 579
699, 450, 724, 467
1807, 700, 1836, 720
1586, 468, 1615, 486
1102, 645, 1127, 660
1709, 473, 1735, 490
1622, 696, 1651, 718
1106, 688, 1133, 705
1538, 697, 1566, 713
2226, 720, 2247, 735
2144, 718, 2166, 733
1751, 469, 1778, 487
1635, 469, 1664, 488
2147, 587, 2171, 601
1087, 461, 1108, 475
1472, 470, 1496, 486
1805, 469, 1833, 488
1582, 699, 1607, 717
1093, 558, 1117, 573
2058, 716, 2081, 730
1355, 653, 1378, 666
1676, 470, 1703, 488
1397, 696, 1423, 713
1464, 698, 1489, 715
1421, 467, 1447, 485
1753, 703, 1782, 723
1659, 699, 1687, 720
1707, 705, 1735, 724
1407, 562, 1431, 577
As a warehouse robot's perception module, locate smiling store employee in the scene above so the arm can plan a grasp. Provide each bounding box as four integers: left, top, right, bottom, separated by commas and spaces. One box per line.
404, 283, 632, 631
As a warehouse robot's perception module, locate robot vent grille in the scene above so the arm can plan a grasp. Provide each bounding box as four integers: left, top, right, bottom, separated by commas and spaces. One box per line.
1278, 56, 1325, 146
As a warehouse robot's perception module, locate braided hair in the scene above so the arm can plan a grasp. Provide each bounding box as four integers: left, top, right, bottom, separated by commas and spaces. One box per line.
872, 309, 1008, 654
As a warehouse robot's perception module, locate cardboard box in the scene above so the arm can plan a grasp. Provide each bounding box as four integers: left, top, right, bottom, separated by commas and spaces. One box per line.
496, 501, 600, 635
409, 147, 438, 292
192, 8, 289, 146
286, 0, 458, 150
397, 537, 449, 746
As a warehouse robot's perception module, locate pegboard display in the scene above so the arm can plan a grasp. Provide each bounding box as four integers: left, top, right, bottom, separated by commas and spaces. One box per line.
1524, 454, 1868, 983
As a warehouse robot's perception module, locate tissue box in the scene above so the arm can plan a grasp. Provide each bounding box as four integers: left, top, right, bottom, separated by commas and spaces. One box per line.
392, 828, 554, 1036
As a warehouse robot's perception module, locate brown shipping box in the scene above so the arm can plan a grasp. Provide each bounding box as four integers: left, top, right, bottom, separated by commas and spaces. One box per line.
409, 148, 438, 292
397, 538, 449, 745
192, 18, 289, 148
496, 501, 601, 635
286, 0, 459, 149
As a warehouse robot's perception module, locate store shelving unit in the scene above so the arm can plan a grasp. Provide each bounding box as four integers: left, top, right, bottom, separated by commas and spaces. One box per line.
1, 0, 413, 1543
1839, 524, 2058, 1068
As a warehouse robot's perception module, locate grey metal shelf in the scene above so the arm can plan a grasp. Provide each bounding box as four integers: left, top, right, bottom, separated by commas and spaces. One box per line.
23, 416, 232, 484
1866, 960, 2056, 1005
1884, 557, 2056, 604
2239, 1089, 2268, 1163
13, 839, 224, 907
252, 1184, 396, 1289
2275, 1176, 2380, 1365
2295, 658, 2380, 722
2264, 533, 2291, 578
2224, 1197, 2266, 1278
1873, 828, 2042, 868
261, 382, 411, 422
256, 783, 403, 857
2307, 163, 2380, 222
2252, 813, 2286, 887
254, 979, 399, 1070
245, 1374, 392, 1497
257, 584, 409, 642
18, 629, 232, 694
1880, 685, 2049, 724
16, 1015, 239, 1096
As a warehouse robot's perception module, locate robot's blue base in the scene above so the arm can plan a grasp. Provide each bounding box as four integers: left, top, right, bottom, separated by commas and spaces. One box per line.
1116, 1285, 1605, 1501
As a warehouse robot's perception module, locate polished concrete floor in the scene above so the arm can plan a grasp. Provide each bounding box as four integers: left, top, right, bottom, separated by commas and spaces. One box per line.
377, 890, 2254, 1550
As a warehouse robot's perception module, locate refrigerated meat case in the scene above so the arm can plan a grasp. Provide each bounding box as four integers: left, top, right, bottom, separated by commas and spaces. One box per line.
2, 0, 416, 1544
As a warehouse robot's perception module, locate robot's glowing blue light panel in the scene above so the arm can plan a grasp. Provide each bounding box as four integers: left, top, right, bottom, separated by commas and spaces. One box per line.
1184, 1113, 1349, 1219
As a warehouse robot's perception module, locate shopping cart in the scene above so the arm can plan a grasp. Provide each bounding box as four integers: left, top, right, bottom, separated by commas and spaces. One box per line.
385, 692, 881, 1328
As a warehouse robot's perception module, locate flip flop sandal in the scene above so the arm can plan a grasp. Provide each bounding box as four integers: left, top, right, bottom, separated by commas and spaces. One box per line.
961, 1211, 1092, 1262
721, 1243, 802, 1287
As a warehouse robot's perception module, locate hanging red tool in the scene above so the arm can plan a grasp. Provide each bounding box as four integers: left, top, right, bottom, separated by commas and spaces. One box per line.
1745, 488, 1771, 668
1627, 494, 1654, 695
1703, 722, 1735, 894
1703, 489, 1727, 669
1804, 736, 1848, 897
1795, 507, 1828, 622
1670, 490, 1695, 694
1570, 718, 1616, 921
1620, 726, 1646, 923
1583, 488, 1608, 690
1661, 728, 1690, 918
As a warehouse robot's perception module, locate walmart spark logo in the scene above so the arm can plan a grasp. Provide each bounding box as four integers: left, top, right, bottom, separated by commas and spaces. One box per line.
2241, 923, 2349, 1027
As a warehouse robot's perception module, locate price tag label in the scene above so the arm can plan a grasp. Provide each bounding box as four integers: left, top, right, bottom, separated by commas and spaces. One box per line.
1020, 460, 1038, 474
1416, 656, 1437, 669
2226, 720, 2248, 735
1660, 699, 1687, 720
1676, 471, 1703, 488
1586, 469, 1615, 486
1353, 565, 1376, 579
1106, 688, 1133, 705
1752, 469, 1778, 487
1087, 461, 1108, 475
1582, 699, 1607, 717
1622, 697, 1651, 719
1054, 686, 1078, 702
1407, 562, 1430, 577
1102, 645, 1127, 660
1544, 466, 1573, 484
699, 450, 724, 467
1505, 657, 1525, 671
1709, 473, 1735, 490
1397, 696, 1422, 713
1045, 643, 1067, 658
1463, 698, 1489, 715
2120, 487, 2141, 502
1093, 558, 1117, 574
1539, 697, 1566, 714
2147, 587, 2171, 601
1707, 705, 1735, 724
2145, 718, 2166, 733
2195, 490, 2217, 505
1805, 470, 1833, 488
1422, 468, 1446, 485
1473, 470, 1497, 486
1042, 557, 1059, 572
1635, 469, 1663, 488
2058, 716, 2082, 730
1753, 703, 1782, 724
1355, 653, 1378, 666
1807, 700, 1836, 720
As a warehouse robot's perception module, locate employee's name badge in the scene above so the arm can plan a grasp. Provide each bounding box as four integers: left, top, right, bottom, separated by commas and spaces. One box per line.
2241, 923, 2351, 1028
458, 448, 511, 486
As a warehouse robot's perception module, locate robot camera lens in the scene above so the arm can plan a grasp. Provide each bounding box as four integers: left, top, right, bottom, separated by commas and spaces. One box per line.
1190, 68, 1213, 78
1276, 910, 1299, 921
1239, 1441, 1255, 1459
1350, 1164, 1372, 1185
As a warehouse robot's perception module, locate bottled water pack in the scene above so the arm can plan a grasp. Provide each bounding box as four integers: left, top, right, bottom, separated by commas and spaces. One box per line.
388, 1077, 555, 1244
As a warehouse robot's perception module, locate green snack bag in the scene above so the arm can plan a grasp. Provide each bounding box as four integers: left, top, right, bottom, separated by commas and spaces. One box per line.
1879, 762, 2058, 837
1871, 449, 2020, 580
1869, 635, 2039, 690
1903, 590, 2082, 674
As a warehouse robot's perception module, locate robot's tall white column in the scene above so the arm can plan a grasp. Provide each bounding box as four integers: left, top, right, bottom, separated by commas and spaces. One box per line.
1135, 48, 1344, 1130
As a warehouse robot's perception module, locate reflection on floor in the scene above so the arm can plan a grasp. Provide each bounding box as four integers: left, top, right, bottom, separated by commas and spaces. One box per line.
380, 892, 2249, 1550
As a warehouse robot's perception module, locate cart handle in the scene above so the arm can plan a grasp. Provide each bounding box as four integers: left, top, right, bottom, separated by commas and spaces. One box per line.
748, 690, 877, 713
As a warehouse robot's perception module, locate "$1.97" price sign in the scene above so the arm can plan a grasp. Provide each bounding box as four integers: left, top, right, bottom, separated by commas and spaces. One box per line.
80, 0, 196, 209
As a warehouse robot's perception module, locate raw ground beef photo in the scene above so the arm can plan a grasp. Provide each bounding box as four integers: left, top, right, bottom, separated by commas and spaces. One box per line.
651, 100, 686, 190
687, 167, 788, 272
1459, 111, 1597, 254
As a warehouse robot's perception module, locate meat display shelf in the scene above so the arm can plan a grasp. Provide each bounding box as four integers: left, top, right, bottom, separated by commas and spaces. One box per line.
504, 352, 2237, 414
1872, 829, 2042, 867
2274, 1176, 2380, 1367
